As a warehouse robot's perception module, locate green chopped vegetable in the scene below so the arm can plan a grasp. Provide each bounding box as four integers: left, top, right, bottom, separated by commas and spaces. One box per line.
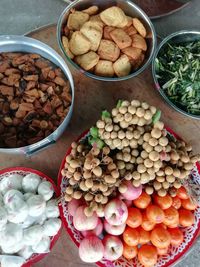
88, 136, 95, 146
88, 136, 105, 149
156, 40, 200, 115
102, 110, 111, 119
152, 110, 161, 124
90, 127, 99, 138
116, 99, 123, 108
95, 138, 105, 149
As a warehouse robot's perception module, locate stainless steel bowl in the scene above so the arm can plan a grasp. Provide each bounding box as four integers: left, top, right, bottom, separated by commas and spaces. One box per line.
152, 30, 200, 119
0, 35, 74, 155
57, 0, 157, 82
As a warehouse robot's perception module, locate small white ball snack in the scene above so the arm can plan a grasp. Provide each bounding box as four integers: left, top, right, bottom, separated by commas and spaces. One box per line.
18, 246, 34, 260
24, 192, 34, 201
32, 235, 51, 254
21, 215, 38, 229
1, 240, 24, 254
3, 189, 23, 208
20, 212, 46, 229
0, 222, 23, 247
45, 199, 60, 218
4, 189, 28, 223
22, 173, 41, 193
23, 225, 43, 246
27, 195, 46, 217
0, 206, 7, 230
38, 181, 54, 201
34, 212, 47, 225
43, 218, 61, 236
0, 169, 61, 264
1, 255, 25, 267
79, 236, 104, 263
7, 202, 28, 224
0, 174, 23, 195
0, 193, 4, 205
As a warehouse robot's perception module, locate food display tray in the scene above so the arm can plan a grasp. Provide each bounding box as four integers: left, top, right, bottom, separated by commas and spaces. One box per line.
0, 167, 61, 267
1, 24, 200, 267
57, 129, 200, 267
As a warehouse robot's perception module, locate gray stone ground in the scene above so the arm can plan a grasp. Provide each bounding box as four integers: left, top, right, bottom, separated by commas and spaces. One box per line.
0, 0, 200, 266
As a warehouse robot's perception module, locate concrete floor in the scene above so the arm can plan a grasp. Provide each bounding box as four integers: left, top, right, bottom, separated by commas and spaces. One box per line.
0, 0, 200, 266
0, 0, 200, 36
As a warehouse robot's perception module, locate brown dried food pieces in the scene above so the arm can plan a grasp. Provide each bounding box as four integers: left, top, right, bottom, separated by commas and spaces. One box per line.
62, 5, 148, 77
0, 52, 72, 148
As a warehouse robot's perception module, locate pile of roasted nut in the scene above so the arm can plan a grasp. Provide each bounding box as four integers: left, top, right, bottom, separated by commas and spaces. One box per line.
62, 99, 200, 214
61, 5, 148, 77
63, 144, 119, 216
0, 52, 72, 148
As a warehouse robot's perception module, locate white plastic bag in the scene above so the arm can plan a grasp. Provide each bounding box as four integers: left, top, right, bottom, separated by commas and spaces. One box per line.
32, 235, 50, 254
27, 195, 46, 217
0, 174, 23, 195
22, 173, 41, 193
45, 199, 59, 218
38, 181, 54, 201
1, 255, 25, 267
23, 225, 43, 246
43, 218, 61, 237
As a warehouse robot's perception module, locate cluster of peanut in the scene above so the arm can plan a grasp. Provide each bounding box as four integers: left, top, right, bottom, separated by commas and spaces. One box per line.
117, 121, 200, 197
62, 143, 123, 216
114, 121, 167, 193
62, 99, 200, 208
96, 100, 156, 150
96, 99, 200, 197
146, 137, 200, 197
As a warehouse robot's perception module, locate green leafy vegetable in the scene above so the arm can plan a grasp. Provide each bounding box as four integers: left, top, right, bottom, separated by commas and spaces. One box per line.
88, 136, 105, 149
88, 136, 95, 146
102, 110, 111, 119
95, 139, 105, 149
116, 99, 123, 108
152, 110, 161, 124
156, 40, 200, 115
90, 127, 99, 138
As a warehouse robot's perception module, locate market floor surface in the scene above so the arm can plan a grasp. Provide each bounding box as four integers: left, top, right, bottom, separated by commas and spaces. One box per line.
0, 0, 200, 266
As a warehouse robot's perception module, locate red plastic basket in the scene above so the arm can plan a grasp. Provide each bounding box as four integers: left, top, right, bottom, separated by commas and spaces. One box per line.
0, 167, 61, 267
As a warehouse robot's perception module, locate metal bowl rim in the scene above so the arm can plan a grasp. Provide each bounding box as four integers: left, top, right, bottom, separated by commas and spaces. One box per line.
57, 0, 157, 82
0, 35, 74, 152
152, 30, 200, 120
